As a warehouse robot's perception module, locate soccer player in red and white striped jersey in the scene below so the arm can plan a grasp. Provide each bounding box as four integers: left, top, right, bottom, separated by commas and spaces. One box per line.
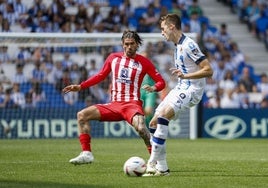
62, 30, 166, 165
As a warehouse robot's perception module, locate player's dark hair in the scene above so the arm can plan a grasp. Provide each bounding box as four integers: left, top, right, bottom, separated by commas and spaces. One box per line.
160, 14, 181, 30
121, 30, 143, 46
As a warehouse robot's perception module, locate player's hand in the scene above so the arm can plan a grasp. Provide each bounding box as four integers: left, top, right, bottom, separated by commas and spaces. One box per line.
170, 68, 184, 78
62, 84, 81, 93
142, 84, 156, 93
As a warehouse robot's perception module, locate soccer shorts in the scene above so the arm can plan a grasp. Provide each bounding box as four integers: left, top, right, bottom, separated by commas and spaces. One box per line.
155, 86, 204, 120
95, 101, 144, 125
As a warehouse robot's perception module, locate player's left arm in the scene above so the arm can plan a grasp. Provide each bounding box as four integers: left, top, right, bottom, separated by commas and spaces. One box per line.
183, 58, 213, 79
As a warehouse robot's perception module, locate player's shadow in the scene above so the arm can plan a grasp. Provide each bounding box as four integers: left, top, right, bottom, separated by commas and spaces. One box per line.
171, 170, 268, 177
0, 180, 110, 188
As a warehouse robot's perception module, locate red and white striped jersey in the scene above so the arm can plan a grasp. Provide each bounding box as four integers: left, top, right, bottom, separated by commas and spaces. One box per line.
80, 52, 165, 102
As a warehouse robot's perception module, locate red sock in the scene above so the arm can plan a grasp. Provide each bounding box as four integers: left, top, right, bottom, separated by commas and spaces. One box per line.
147, 145, 152, 154
79, 133, 91, 151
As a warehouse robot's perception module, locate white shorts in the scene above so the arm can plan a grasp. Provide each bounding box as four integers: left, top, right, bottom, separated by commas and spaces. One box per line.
155, 85, 204, 120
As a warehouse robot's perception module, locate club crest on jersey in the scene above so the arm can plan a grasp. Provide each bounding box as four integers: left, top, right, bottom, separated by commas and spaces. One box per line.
132, 61, 139, 69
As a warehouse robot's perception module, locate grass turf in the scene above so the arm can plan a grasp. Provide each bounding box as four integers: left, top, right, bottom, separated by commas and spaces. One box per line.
0, 138, 267, 188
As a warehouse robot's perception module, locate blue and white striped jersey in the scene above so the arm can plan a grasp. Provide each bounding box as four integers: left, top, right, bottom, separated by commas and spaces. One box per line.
174, 34, 206, 91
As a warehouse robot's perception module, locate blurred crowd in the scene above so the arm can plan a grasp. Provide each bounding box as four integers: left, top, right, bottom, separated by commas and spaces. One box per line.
0, 0, 268, 109
219, 0, 268, 50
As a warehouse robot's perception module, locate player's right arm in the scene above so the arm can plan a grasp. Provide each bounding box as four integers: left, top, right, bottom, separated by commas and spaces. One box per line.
62, 54, 113, 93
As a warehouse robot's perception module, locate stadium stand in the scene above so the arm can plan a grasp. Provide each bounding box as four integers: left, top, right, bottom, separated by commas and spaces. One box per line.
0, 0, 267, 109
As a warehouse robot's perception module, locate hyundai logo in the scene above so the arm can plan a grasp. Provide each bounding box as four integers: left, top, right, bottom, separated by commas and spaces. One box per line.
204, 115, 247, 140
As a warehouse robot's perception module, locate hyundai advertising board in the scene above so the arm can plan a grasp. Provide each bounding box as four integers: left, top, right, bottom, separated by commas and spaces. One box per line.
0, 108, 190, 139
202, 109, 268, 139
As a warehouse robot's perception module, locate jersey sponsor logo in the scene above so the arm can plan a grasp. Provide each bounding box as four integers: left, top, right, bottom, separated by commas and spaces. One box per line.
120, 68, 128, 78
188, 42, 199, 55
192, 48, 199, 55
117, 68, 132, 84
204, 115, 247, 139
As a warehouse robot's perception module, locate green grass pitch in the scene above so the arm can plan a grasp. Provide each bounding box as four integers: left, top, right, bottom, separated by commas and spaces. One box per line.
0, 138, 267, 188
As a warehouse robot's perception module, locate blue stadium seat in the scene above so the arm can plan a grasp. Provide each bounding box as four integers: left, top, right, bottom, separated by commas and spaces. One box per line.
160, 0, 172, 10
134, 7, 147, 18
109, 0, 123, 6
255, 16, 268, 37
128, 17, 138, 28
208, 25, 218, 33
199, 16, 210, 26
20, 82, 31, 93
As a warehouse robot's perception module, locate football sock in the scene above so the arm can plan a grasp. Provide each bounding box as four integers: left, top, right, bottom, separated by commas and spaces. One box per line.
79, 133, 91, 151
149, 127, 156, 145
149, 117, 169, 162
149, 127, 156, 134
157, 143, 169, 171
154, 117, 169, 139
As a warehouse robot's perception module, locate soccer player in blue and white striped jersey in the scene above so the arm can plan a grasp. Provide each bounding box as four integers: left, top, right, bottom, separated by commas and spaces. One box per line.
144, 13, 213, 176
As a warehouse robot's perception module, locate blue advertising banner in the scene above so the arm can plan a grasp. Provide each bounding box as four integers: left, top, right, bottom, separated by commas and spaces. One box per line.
0, 108, 188, 139
202, 108, 268, 139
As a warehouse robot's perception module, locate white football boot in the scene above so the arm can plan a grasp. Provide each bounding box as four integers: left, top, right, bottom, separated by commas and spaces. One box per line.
69, 151, 94, 165
143, 161, 170, 177
142, 161, 157, 176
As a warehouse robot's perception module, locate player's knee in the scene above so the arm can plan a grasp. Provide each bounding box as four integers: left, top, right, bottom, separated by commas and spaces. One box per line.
149, 117, 157, 128
77, 111, 86, 124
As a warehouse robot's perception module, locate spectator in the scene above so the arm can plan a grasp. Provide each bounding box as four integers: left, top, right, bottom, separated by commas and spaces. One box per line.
0, 67, 12, 91
0, 46, 11, 64
24, 92, 35, 108
141, 3, 159, 32
55, 68, 71, 92
61, 52, 74, 69
3, 3, 19, 25
35, 16, 52, 33
189, 10, 201, 36
69, 63, 80, 84
47, 60, 63, 85
12, 63, 28, 84
229, 41, 247, 69
2, 18, 12, 32
220, 88, 240, 108
137, 17, 151, 33
0, 83, 5, 106
119, 0, 134, 18
216, 23, 232, 51
14, 17, 31, 32
206, 87, 223, 108
11, 83, 26, 108
260, 95, 268, 108
200, 22, 218, 54
219, 70, 237, 91
246, 0, 260, 35
187, 0, 203, 17
27, 0, 47, 17
0, 88, 16, 108
31, 60, 47, 83
212, 59, 228, 83
28, 82, 46, 107
237, 66, 257, 92
257, 73, 268, 96
204, 77, 218, 99
13, 0, 28, 17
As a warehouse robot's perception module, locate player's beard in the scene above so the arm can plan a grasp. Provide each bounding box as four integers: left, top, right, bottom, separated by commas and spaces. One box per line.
126, 48, 136, 58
